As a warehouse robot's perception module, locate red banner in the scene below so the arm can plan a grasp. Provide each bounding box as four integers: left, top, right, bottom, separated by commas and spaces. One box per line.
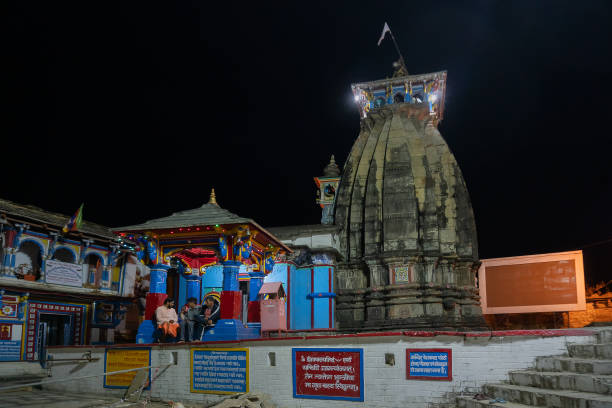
292, 348, 363, 401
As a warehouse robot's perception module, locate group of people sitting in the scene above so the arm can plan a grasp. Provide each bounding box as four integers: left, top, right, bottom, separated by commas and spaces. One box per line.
154, 295, 220, 342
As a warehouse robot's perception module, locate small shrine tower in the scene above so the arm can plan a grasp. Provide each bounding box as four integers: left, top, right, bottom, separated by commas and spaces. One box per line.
314, 155, 340, 225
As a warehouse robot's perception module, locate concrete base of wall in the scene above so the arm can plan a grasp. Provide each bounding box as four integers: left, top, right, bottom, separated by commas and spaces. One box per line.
42, 328, 600, 408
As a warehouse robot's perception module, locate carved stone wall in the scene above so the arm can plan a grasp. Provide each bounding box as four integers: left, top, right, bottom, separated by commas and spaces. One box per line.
334, 103, 486, 331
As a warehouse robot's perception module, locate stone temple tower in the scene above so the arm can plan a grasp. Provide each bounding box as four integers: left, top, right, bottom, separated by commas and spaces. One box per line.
334, 66, 487, 331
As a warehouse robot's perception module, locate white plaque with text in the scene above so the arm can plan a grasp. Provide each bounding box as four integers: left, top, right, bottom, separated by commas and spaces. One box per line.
45, 259, 83, 287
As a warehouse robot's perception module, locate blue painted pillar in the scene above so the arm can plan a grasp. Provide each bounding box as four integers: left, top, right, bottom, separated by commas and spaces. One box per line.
247, 271, 264, 325
222, 261, 241, 291
248, 272, 265, 302
136, 263, 170, 344
184, 275, 201, 303
150, 265, 167, 293
202, 261, 261, 341
144, 264, 169, 320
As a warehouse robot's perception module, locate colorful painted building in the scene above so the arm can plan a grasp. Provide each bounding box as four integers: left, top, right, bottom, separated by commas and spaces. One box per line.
113, 190, 292, 342
0, 199, 136, 362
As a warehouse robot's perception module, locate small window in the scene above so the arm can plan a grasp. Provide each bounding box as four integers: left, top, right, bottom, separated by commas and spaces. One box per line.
52, 247, 75, 263
14, 241, 42, 280
374, 97, 386, 108
84, 253, 103, 287
393, 93, 404, 103
412, 93, 423, 103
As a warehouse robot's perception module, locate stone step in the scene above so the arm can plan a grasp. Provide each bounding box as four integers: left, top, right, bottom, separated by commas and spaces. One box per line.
568, 343, 612, 359
456, 395, 534, 408
510, 370, 612, 395
595, 329, 612, 345
483, 383, 612, 408
535, 355, 612, 375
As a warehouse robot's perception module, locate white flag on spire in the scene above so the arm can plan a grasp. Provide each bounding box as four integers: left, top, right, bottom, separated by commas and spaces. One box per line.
377, 22, 391, 46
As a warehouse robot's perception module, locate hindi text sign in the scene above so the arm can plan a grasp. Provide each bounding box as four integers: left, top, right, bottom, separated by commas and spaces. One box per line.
191, 348, 249, 394
0, 340, 21, 361
292, 348, 364, 401
104, 348, 151, 388
406, 348, 452, 381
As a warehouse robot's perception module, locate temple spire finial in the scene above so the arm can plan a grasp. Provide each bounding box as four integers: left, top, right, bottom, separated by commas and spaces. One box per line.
323, 154, 341, 177
208, 188, 218, 206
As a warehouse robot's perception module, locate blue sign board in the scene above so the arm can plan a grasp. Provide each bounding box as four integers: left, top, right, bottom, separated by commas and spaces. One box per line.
191, 348, 249, 394
0, 340, 21, 361
406, 348, 452, 381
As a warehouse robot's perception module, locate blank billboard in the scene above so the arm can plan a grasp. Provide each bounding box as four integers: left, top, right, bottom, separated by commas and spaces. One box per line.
478, 251, 586, 314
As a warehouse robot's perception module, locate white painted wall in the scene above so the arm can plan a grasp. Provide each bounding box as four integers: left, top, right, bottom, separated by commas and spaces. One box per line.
43, 332, 595, 407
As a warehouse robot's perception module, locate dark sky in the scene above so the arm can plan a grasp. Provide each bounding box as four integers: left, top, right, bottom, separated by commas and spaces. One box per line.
4, 1, 612, 281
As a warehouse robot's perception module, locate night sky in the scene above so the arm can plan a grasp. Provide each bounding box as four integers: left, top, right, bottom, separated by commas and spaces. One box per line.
4, 2, 612, 283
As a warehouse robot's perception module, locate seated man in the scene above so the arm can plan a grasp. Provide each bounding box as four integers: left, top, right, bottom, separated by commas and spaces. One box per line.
202, 295, 220, 327
155, 298, 179, 342
179, 297, 206, 342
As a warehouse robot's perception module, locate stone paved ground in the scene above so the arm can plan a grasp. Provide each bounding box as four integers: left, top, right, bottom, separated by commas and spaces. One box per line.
0, 390, 271, 408
0, 390, 175, 408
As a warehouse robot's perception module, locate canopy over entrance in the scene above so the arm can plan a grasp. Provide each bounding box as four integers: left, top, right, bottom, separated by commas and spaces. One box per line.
113, 189, 290, 275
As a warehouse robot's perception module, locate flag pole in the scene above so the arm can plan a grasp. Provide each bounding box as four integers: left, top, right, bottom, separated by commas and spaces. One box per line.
388, 30, 408, 74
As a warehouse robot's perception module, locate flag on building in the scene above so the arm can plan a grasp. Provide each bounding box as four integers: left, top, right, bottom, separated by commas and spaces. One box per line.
62, 203, 84, 233
377, 22, 391, 46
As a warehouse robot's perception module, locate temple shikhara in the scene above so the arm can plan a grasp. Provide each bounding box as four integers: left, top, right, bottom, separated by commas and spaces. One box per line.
1, 52, 610, 408
335, 68, 485, 331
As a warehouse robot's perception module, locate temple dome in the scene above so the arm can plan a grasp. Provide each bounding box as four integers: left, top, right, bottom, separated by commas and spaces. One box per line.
334, 102, 478, 263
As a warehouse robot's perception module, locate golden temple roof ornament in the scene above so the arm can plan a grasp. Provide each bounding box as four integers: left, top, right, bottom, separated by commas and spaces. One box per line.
208, 188, 218, 206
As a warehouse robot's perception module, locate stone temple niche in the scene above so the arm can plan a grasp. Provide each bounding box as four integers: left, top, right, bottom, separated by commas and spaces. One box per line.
334, 68, 487, 331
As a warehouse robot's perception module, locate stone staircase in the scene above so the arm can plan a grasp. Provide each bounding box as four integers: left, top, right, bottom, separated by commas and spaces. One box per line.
457, 329, 612, 408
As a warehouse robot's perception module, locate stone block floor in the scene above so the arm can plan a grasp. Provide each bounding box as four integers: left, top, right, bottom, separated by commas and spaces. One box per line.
0, 390, 173, 408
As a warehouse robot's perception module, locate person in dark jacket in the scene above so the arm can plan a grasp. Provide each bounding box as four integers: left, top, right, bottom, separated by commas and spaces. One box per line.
202, 295, 220, 326
179, 297, 205, 342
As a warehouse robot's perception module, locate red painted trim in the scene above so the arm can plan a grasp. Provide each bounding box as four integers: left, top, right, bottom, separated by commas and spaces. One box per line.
305, 332, 405, 341
402, 329, 595, 338
406, 348, 452, 381
433, 331, 468, 337
328, 267, 332, 329
464, 332, 493, 337
403, 331, 436, 337
286, 328, 338, 333
233, 336, 306, 343
286, 264, 291, 330
310, 267, 314, 330
490, 329, 593, 337
46, 328, 596, 350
